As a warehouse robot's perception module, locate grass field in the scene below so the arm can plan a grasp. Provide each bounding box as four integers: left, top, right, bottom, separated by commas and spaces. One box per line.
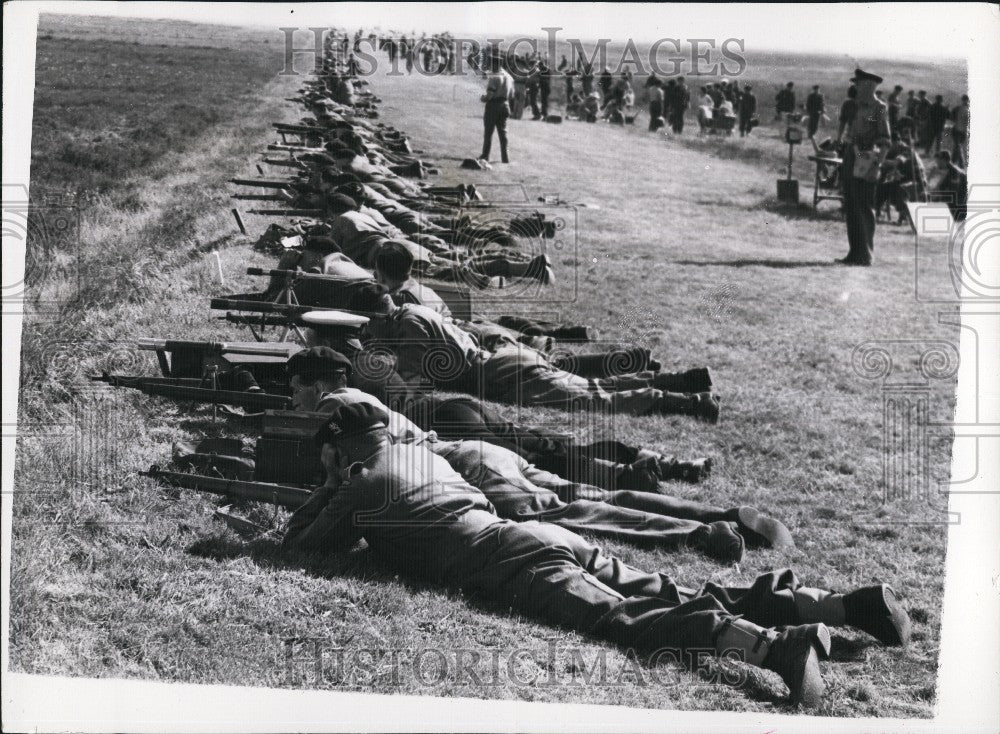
10, 14, 965, 718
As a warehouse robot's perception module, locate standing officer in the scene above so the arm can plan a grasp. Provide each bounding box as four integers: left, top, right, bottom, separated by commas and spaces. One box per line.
805, 85, 825, 138
838, 69, 892, 266
479, 50, 513, 163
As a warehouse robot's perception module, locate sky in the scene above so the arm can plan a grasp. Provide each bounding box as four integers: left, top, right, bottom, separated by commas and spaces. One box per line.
26, 1, 995, 60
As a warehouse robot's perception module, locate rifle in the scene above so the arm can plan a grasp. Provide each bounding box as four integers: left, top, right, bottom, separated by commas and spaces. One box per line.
211, 298, 371, 320
261, 159, 307, 169
245, 208, 324, 217
231, 193, 290, 201
229, 178, 297, 189
137, 338, 299, 360
245, 267, 361, 284
91, 373, 293, 410
141, 465, 311, 510
273, 122, 330, 134
211, 298, 320, 315
267, 144, 324, 153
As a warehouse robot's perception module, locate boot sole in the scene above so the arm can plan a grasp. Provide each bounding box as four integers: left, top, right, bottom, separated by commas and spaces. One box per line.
846, 584, 911, 647
786, 624, 831, 707
880, 586, 911, 647
789, 645, 826, 708
736, 506, 796, 549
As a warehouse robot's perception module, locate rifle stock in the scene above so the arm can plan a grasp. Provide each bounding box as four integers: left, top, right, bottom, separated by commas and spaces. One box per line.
141, 465, 311, 510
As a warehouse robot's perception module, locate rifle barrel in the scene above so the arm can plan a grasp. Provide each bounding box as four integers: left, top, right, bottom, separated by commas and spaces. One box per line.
142, 466, 311, 510
232, 194, 288, 201
132, 381, 292, 410
211, 298, 314, 315
229, 178, 294, 189
244, 208, 322, 216
245, 268, 359, 284
137, 338, 298, 358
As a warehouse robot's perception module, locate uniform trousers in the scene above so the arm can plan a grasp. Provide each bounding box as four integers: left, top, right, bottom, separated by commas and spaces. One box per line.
442, 518, 811, 653
841, 150, 877, 265
432, 440, 706, 551
481, 101, 510, 162
475, 344, 664, 415
411, 396, 702, 494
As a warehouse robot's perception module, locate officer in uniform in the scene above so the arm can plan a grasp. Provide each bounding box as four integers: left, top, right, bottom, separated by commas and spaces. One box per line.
285, 402, 912, 708
838, 69, 892, 266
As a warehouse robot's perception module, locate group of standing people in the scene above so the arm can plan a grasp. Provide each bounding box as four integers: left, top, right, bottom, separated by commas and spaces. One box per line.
382, 31, 459, 75
645, 75, 694, 133
886, 87, 970, 164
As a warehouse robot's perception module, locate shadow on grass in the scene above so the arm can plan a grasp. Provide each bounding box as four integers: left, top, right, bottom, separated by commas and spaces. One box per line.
673, 258, 837, 269
671, 135, 770, 164
758, 198, 845, 223
829, 633, 876, 662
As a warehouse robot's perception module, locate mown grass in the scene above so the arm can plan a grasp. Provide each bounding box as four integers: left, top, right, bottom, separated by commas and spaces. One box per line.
11, 16, 962, 718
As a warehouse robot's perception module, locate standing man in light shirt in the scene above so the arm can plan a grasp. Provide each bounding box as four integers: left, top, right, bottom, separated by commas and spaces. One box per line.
837, 69, 892, 267
479, 48, 513, 163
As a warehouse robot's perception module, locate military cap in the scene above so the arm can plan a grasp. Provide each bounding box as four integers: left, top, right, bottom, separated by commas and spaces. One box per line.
851, 68, 883, 84
314, 402, 389, 446
286, 346, 353, 381
327, 193, 359, 213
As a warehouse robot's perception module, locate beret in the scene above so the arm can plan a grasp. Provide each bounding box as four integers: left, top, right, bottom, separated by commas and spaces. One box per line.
327, 193, 359, 213
314, 402, 388, 446
286, 346, 353, 379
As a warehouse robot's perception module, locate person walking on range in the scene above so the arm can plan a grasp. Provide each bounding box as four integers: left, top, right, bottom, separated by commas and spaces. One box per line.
805, 85, 825, 138
924, 94, 948, 155
775, 81, 795, 121
887, 84, 904, 131
837, 69, 891, 266
670, 76, 690, 134
479, 51, 513, 163
647, 77, 665, 131
538, 57, 552, 118
738, 84, 757, 137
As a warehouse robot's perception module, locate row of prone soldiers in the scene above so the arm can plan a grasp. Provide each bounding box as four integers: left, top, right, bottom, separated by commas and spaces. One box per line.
135, 33, 914, 709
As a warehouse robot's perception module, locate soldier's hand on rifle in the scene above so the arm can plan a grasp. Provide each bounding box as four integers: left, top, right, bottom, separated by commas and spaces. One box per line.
290, 379, 323, 412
